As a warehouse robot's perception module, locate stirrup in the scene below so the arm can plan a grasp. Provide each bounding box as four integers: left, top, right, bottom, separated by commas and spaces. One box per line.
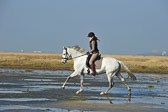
87, 68, 90, 74
91, 73, 96, 76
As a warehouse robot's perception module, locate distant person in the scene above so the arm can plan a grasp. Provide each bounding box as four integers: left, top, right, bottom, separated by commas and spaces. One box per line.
87, 32, 100, 76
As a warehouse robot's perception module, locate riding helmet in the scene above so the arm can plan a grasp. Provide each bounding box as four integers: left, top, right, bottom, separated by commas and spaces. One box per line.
87, 32, 95, 37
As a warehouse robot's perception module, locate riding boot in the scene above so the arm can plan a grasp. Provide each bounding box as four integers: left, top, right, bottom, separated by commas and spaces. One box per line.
90, 64, 96, 76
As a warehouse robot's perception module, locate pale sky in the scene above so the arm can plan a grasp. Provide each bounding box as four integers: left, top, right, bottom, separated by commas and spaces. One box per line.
0, 0, 168, 54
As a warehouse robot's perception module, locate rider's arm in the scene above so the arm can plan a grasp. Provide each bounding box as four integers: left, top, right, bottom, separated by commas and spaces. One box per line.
90, 40, 96, 53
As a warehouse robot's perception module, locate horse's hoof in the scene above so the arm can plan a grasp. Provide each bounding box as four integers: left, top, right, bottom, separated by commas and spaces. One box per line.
100, 92, 106, 95
128, 88, 131, 96
76, 90, 81, 94
62, 86, 65, 89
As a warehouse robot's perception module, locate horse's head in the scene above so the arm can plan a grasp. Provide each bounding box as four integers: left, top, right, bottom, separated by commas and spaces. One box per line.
62, 46, 71, 64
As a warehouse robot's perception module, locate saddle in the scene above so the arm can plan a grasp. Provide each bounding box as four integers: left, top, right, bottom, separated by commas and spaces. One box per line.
86, 54, 103, 69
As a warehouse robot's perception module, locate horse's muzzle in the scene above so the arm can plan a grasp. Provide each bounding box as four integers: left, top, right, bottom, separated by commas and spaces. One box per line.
62, 59, 67, 64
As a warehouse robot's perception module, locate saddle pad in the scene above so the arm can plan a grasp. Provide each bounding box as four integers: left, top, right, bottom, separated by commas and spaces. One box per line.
95, 58, 103, 69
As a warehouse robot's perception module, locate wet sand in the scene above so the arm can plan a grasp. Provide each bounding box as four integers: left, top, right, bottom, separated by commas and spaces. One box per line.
53, 101, 166, 112
0, 69, 168, 112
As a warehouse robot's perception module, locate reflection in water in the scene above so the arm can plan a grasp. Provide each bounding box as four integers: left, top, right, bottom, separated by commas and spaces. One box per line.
105, 94, 131, 104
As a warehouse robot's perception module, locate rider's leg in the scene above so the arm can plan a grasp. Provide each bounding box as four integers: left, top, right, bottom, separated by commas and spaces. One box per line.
89, 53, 98, 75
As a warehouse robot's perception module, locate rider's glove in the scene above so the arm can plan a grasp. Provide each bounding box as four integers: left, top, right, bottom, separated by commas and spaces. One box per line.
86, 51, 90, 55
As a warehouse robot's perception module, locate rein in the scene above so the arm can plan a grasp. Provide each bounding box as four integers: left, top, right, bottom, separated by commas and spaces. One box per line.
63, 48, 87, 60
70, 54, 87, 60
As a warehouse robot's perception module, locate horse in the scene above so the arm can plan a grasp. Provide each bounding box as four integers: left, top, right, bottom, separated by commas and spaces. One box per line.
61, 46, 136, 95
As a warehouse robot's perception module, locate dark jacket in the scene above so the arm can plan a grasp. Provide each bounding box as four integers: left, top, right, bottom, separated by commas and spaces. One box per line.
90, 37, 99, 54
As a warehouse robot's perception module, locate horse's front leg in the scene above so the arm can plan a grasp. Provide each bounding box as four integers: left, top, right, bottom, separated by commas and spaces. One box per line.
62, 71, 78, 89
76, 74, 84, 94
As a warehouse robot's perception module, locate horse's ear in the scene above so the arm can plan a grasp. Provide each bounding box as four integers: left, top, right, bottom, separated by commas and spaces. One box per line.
63, 46, 67, 50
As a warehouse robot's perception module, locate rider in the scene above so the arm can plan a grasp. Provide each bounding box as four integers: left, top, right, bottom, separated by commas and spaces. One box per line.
87, 32, 100, 76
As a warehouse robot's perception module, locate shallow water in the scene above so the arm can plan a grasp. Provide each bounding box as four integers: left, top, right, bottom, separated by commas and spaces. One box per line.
0, 68, 168, 112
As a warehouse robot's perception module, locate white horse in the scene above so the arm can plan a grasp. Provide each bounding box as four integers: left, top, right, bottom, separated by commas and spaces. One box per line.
61, 46, 136, 95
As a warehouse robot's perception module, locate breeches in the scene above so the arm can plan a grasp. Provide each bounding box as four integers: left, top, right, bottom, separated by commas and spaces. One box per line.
89, 53, 99, 65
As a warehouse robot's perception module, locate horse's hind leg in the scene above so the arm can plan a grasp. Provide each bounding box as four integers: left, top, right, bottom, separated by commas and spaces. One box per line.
100, 73, 115, 95
117, 73, 131, 94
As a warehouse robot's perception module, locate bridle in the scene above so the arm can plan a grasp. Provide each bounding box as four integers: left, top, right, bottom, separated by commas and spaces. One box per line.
62, 48, 87, 61
62, 47, 71, 60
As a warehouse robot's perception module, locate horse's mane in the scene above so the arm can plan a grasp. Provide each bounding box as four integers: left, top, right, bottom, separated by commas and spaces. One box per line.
67, 45, 86, 54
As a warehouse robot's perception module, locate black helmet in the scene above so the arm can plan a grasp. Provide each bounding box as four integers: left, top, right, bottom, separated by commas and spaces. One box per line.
87, 32, 95, 37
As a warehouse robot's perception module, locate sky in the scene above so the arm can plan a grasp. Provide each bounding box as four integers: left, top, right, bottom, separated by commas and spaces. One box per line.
0, 0, 168, 55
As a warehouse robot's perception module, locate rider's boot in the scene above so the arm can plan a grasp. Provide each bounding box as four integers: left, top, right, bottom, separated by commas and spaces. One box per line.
90, 64, 96, 76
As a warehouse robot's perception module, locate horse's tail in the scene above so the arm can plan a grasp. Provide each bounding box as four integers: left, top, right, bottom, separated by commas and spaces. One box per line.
118, 61, 136, 80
